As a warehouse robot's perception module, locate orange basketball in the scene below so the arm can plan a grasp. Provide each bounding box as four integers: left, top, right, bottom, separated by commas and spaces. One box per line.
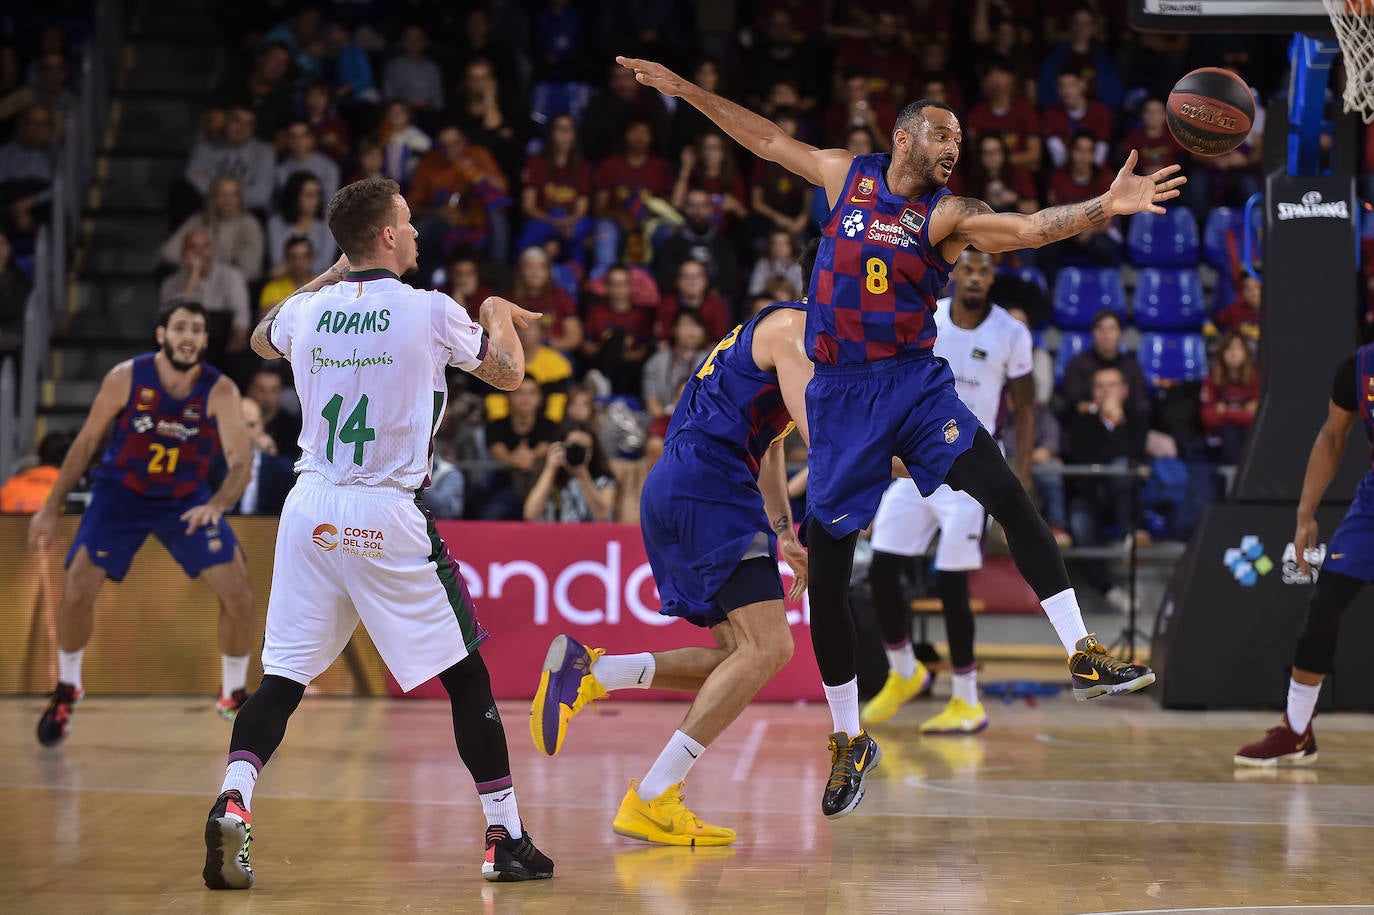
1166, 67, 1256, 157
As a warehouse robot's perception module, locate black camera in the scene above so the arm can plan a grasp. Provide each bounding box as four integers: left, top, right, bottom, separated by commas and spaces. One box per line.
563, 442, 588, 467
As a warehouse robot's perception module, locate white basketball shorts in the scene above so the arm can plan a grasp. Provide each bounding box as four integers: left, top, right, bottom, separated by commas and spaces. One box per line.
261, 473, 486, 692
868, 478, 986, 571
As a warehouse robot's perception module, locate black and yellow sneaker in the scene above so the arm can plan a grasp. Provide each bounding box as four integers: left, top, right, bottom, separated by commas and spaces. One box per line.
821, 730, 881, 819
483, 825, 555, 882
1068, 635, 1156, 700
203, 789, 253, 890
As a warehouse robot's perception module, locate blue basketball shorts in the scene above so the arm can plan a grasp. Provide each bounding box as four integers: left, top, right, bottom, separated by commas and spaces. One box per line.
640, 433, 783, 628
67, 479, 240, 581
1324, 472, 1374, 582
806, 351, 979, 538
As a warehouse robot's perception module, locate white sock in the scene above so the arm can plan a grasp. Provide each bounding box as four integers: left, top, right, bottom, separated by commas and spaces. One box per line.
479, 782, 522, 838
221, 654, 250, 698
58, 649, 84, 691
884, 640, 918, 680
1041, 589, 1090, 655
593, 652, 655, 691
823, 678, 862, 737
952, 667, 979, 706
221, 758, 259, 809
638, 729, 706, 801
1287, 678, 1321, 733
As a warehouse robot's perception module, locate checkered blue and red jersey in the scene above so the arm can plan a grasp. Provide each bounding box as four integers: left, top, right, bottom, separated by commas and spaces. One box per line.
94, 354, 223, 499
663, 302, 801, 477
805, 153, 956, 365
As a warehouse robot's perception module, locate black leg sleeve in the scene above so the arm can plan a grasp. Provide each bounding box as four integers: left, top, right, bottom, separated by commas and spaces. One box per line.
938, 570, 976, 670
437, 652, 512, 785
869, 549, 914, 647
228, 674, 306, 766
944, 427, 1072, 600
806, 516, 862, 686
1293, 570, 1365, 675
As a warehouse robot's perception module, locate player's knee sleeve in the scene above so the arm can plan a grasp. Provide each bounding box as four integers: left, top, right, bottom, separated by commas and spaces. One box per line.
439, 653, 511, 784
806, 516, 861, 686
937, 570, 976, 670
868, 550, 913, 646
1293, 570, 1364, 674
228, 674, 305, 765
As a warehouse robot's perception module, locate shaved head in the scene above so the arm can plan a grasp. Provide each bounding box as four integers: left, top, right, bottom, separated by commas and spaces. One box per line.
893, 99, 957, 140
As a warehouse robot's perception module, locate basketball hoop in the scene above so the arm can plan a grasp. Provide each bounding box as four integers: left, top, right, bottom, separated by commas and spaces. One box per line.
1322, 0, 1374, 121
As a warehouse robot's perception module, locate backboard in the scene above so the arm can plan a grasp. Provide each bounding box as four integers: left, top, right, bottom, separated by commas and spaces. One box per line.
1130, 0, 1334, 35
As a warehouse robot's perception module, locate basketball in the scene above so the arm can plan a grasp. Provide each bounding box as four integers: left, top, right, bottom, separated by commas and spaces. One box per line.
1166, 67, 1256, 157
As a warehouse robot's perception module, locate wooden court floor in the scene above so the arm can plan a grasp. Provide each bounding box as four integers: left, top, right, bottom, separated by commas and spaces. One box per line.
4, 692, 1374, 915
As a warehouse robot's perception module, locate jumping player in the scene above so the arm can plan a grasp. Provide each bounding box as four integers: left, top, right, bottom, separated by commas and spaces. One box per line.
201, 177, 553, 890
530, 275, 816, 840
1235, 348, 1370, 766
29, 299, 256, 745
863, 250, 1035, 735
617, 55, 1172, 817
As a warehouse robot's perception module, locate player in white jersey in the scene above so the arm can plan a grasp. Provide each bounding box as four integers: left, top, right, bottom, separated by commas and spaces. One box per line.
201, 177, 554, 890
860, 250, 1036, 734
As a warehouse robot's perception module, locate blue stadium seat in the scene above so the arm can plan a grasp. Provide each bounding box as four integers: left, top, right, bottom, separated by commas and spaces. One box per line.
1202, 206, 1260, 272
1126, 210, 1199, 267
1051, 267, 1126, 330
1212, 268, 1236, 313
1132, 268, 1206, 331
531, 81, 592, 125
997, 263, 1048, 293
1053, 331, 1092, 383
1138, 332, 1208, 392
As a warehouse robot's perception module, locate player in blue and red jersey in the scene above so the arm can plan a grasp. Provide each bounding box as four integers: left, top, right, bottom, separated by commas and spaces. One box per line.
618, 55, 1183, 817
28, 299, 256, 745
529, 251, 818, 843
1235, 349, 1374, 767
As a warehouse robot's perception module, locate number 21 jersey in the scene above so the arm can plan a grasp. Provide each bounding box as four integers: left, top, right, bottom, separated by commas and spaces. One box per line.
269, 269, 488, 489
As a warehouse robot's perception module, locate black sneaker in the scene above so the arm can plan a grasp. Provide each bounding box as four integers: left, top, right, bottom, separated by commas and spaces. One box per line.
217, 688, 250, 721
203, 790, 254, 890
821, 730, 881, 819
483, 825, 554, 882
1068, 634, 1156, 700
36, 682, 84, 747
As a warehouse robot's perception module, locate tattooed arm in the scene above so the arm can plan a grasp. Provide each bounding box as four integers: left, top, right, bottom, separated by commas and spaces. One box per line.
932, 150, 1185, 258
759, 436, 808, 601
471, 296, 540, 391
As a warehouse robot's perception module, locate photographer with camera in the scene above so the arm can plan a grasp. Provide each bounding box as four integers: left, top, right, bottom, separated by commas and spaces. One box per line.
523, 422, 618, 522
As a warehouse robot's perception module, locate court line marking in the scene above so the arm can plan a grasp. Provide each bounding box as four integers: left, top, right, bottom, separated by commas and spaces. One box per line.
6, 780, 1374, 830
732, 719, 767, 782
908, 777, 1374, 820
1071, 901, 1374, 906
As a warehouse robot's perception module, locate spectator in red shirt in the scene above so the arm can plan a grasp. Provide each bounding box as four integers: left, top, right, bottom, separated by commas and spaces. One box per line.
517, 113, 593, 264
446, 249, 494, 311
1040, 131, 1119, 279
965, 56, 1042, 172
1200, 331, 1259, 464
824, 69, 896, 151
964, 134, 1039, 216
583, 264, 655, 396
749, 108, 813, 240
834, 10, 912, 105
1121, 99, 1182, 175
654, 258, 731, 342
302, 82, 350, 165
1042, 67, 1112, 169
1214, 274, 1261, 342
592, 120, 675, 272
670, 131, 748, 229
513, 246, 582, 353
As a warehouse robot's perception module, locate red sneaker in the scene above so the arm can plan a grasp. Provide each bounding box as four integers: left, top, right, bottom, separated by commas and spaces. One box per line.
36, 682, 84, 747
1234, 716, 1318, 767
217, 688, 250, 721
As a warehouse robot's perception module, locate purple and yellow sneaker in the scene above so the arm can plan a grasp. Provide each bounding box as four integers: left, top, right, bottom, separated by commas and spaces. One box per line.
530, 634, 607, 756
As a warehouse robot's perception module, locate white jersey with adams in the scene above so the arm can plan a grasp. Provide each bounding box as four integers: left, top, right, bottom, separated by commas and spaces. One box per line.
269, 273, 487, 488
933, 297, 1033, 430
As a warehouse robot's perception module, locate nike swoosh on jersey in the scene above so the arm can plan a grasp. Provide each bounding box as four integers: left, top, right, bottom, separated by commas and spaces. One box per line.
832, 513, 850, 524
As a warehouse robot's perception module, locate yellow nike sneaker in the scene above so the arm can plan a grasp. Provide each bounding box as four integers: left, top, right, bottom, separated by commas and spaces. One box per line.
1068, 634, 1156, 700
530, 634, 608, 756
860, 661, 933, 726
918, 696, 989, 735
612, 779, 736, 847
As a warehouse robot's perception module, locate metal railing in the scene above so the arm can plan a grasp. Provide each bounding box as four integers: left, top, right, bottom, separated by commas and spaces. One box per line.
1, 2, 122, 482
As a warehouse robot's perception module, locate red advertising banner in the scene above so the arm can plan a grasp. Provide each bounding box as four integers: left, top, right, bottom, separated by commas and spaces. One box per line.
394, 522, 825, 701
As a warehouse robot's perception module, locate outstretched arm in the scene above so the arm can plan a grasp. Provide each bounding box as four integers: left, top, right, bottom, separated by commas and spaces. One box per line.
616, 56, 854, 207
931, 150, 1185, 257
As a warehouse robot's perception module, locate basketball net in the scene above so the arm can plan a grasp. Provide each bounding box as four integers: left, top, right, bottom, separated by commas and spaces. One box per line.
1323, 0, 1374, 122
